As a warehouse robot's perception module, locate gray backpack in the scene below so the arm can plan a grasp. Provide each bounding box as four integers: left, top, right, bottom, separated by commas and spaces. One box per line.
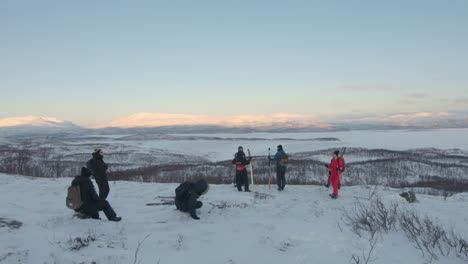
66, 185, 83, 210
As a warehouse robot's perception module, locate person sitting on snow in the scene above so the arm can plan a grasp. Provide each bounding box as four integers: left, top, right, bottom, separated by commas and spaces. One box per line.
71, 167, 122, 221
174, 179, 209, 220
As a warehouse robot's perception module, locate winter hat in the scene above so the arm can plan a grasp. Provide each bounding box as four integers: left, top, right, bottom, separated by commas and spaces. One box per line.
81, 167, 92, 177
194, 179, 209, 195
277, 145, 283, 150
334, 150, 340, 156
238, 146, 243, 151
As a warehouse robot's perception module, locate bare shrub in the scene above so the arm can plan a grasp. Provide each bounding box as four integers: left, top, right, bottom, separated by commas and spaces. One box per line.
346, 198, 468, 262
0, 217, 23, 230
350, 238, 377, 264
343, 199, 398, 240
175, 234, 184, 251
253, 192, 273, 200
67, 234, 96, 251
133, 234, 151, 264
399, 210, 468, 261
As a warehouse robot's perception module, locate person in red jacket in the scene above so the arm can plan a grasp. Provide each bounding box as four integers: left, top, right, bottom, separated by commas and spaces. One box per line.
327, 150, 344, 199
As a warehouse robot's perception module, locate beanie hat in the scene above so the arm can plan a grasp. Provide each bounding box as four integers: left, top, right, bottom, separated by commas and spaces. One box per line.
81, 167, 92, 177
277, 145, 283, 150
238, 146, 243, 151
334, 150, 340, 156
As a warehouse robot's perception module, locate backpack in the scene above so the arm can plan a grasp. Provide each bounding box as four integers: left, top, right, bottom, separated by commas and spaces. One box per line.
66, 185, 83, 210
280, 152, 289, 166
338, 156, 346, 172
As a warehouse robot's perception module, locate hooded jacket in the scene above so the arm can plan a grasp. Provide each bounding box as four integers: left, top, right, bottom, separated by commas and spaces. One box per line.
87, 152, 108, 181
71, 169, 100, 208
270, 149, 287, 168
232, 151, 251, 170
175, 179, 209, 219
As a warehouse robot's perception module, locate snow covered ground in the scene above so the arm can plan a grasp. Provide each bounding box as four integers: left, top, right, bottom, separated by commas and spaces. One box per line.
1, 173, 467, 264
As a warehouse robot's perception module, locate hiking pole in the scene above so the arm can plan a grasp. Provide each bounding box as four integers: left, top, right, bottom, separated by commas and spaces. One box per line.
268, 147, 272, 190
248, 148, 254, 185
233, 152, 237, 187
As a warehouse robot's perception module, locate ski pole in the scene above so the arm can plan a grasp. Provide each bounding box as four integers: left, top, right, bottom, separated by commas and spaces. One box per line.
248, 148, 254, 185
268, 147, 271, 190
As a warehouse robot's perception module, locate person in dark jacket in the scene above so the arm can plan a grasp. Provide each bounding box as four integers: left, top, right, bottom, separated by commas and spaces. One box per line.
231, 146, 252, 192
269, 145, 287, 191
174, 179, 209, 220
71, 167, 121, 221
87, 148, 110, 199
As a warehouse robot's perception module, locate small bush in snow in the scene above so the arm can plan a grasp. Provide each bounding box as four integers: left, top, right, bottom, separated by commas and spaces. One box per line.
66, 234, 96, 251
345, 197, 468, 262
343, 198, 399, 240
399, 210, 468, 261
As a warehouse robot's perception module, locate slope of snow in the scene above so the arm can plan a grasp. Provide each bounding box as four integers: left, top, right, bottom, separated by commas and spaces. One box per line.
0, 173, 466, 264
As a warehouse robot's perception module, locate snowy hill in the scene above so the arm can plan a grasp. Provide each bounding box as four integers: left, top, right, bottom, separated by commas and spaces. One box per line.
0, 116, 78, 128
1, 173, 467, 264
0, 116, 83, 136
95, 113, 330, 130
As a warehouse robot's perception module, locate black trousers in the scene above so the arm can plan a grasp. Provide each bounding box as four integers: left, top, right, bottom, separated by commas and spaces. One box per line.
235, 169, 249, 191
176, 200, 203, 212
95, 178, 110, 200
78, 200, 117, 220
276, 166, 287, 190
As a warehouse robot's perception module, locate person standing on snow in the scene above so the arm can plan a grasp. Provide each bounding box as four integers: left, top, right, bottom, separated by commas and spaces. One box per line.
326, 150, 344, 199
268, 145, 288, 191
71, 167, 122, 221
232, 146, 252, 192
87, 148, 110, 200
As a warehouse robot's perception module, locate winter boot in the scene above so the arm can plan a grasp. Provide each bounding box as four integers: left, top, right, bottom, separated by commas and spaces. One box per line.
110, 216, 122, 222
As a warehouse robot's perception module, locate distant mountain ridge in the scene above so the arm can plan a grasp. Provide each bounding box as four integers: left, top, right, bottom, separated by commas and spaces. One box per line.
0, 116, 77, 128
1, 112, 468, 135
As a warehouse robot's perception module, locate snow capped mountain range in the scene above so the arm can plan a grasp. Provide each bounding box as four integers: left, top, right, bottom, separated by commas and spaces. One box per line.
1, 111, 468, 134
0, 116, 77, 128
95, 112, 329, 129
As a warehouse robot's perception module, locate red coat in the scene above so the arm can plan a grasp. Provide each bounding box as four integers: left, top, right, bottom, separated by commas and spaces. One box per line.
328, 157, 344, 196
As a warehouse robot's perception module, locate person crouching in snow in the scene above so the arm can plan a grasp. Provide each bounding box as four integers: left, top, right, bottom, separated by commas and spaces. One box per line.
327, 150, 343, 199
175, 179, 209, 220
71, 167, 122, 221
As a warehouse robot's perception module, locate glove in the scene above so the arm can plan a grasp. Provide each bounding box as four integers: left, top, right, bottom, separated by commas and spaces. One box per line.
336, 168, 340, 172
324, 164, 329, 169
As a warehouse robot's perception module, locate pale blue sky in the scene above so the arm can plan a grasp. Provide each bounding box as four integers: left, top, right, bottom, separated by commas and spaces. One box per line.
1, 0, 467, 127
